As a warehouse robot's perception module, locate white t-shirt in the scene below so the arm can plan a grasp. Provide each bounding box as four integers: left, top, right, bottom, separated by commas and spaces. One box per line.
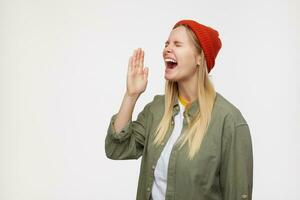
151, 100, 185, 200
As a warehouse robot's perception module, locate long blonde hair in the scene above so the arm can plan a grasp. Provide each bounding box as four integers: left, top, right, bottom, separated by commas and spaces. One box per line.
153, 24, 216, 160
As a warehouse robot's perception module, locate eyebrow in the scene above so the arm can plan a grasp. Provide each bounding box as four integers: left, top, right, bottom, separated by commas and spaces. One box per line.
165, 40, 183, 45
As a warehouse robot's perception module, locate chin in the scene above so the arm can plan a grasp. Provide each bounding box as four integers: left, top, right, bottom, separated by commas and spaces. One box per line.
164, 74, 178, 82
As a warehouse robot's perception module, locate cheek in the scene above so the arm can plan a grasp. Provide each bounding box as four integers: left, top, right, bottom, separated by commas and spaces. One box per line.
179, 51, 196, 66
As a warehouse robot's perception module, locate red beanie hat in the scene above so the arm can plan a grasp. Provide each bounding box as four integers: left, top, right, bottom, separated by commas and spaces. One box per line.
173, 19, 222, 73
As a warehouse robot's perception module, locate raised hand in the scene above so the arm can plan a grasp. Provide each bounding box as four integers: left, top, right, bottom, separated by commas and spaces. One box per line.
126, 48, 149, 98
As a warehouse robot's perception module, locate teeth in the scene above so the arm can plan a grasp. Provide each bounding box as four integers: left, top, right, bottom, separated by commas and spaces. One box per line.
164, 58, 177, 63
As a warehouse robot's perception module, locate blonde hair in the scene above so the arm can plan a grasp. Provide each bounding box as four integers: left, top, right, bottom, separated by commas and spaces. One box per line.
153, 24, 216, 160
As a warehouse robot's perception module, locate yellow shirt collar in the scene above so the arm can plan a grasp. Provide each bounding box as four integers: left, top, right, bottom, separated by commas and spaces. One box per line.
178, 95, 190, 107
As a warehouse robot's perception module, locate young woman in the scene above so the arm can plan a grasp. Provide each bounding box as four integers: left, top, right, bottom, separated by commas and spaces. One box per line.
105, 19, 253, 200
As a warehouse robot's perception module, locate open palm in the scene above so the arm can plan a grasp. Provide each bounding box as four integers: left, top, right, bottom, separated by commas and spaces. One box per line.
126, 48, 149, 97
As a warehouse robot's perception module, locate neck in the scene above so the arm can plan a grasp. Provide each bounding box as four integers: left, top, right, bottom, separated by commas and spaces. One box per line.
177, 77, 197, 103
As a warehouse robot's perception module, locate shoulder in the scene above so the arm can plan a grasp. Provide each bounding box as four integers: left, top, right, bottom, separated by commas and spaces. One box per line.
214, 92, 248, 127
213, 92, 251, 143
137, 94, 165, 120
147, 94, 165, 111
139, 94, 165, 111
152, 94, 165, 103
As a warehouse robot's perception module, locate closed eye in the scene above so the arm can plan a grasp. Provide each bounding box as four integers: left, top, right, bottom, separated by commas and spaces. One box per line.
164, 40, 183, 48
174, 41, 183, 46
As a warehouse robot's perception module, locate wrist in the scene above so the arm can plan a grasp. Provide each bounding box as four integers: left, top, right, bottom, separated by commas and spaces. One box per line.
124, 92, 140, 100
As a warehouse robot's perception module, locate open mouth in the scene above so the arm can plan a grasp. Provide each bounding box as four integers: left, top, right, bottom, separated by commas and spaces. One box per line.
165, 58, 178, 69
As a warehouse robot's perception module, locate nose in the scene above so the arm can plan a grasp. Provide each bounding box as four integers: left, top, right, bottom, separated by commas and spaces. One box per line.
164, 45, 173, 54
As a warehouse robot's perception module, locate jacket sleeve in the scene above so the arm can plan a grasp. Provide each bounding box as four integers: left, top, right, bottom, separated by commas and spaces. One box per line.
220, 120, 253, 200
104, 101, 151, 160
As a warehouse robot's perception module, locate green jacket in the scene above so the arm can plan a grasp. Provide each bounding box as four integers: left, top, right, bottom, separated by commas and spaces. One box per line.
105, 92, 253, 200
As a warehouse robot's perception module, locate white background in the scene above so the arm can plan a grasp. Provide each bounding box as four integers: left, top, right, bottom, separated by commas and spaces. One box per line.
1, 0, 299, 199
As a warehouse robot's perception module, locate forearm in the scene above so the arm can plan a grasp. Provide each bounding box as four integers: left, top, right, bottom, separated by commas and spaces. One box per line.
113, 92, 140, 133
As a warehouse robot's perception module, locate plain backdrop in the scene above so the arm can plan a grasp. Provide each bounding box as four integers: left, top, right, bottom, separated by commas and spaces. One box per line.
1, 0, 299, 199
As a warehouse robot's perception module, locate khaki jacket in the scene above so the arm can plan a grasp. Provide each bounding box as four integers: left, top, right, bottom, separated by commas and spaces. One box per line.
105, 92, 253, 200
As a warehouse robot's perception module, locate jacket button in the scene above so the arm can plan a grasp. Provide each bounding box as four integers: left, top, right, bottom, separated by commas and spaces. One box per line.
241, 194, 248, 199
152, 165, 155, 170
171, 120, 174, 125
147, 187, 151, 192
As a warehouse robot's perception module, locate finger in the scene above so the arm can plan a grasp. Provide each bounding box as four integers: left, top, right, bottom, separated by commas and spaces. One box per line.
128, 56, 133, 73
141, 51, 145, 67
139, 49, 144, 69
132, 49, 137, 70
143, 67, 149, 79
137, 49, 143, 74
136, 48, 141, 68
135, 48, 140, 74
135, 48, 141, 69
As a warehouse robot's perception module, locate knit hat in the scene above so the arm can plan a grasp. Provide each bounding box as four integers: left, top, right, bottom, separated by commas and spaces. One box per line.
173, 19, 222, 73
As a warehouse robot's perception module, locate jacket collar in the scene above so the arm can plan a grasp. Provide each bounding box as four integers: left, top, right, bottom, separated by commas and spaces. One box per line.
172, 95, 199, 118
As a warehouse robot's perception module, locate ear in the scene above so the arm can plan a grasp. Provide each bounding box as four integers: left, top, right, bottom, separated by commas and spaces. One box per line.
195, 53, 201, 66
